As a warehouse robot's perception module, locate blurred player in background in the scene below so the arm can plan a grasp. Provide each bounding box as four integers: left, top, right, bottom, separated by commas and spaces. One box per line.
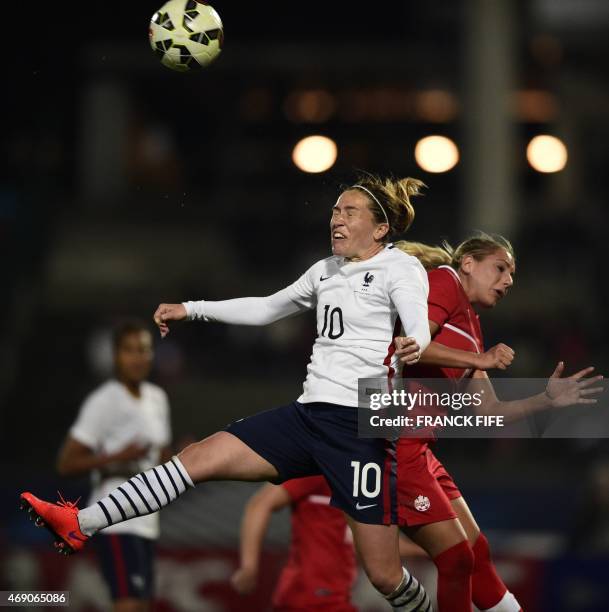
56, 321, 172, 612
231, 476, 427, 612
231, 475, 358, 612
392, 235, 602, 612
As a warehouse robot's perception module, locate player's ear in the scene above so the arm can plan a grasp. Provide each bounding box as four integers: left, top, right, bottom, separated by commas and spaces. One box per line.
460, 254, 475, 275
374, 224, 389, 241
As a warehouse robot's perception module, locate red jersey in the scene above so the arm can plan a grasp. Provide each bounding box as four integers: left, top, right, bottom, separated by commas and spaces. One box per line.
398, 266, 484, 440
272, 476, 357, 611
408, 265, 484, 380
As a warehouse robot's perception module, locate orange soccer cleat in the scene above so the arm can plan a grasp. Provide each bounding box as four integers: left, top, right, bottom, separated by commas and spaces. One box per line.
20, 491, 89, 555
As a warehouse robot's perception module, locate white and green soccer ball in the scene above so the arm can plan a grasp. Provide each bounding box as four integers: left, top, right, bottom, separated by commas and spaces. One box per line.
149, 0, 223, 72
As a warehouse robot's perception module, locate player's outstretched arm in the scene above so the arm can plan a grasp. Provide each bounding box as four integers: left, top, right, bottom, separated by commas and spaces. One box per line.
395, 319, 515, 370
154, 288, 308, 338
469, 363, 603, 422
395, 321, 515, 370
231, 484, 292, 595
420, 341, 514, 370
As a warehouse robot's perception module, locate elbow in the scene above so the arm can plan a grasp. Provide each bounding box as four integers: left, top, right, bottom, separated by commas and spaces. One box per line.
56, 456, 78, 477
56, 460, 71, 477
418, 329, 431, 353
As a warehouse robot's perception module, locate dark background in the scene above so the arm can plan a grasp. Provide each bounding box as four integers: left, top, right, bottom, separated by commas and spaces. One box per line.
2, 1, 609, 610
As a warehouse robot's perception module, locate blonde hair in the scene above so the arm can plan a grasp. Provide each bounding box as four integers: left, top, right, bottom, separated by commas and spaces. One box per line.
394, 240, 451, 270
395, 232, 515, 271
348, 173, 426, 241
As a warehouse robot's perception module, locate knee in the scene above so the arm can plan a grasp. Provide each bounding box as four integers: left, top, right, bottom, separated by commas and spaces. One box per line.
178, 438, 217, 482
178, 441, 200, 462
363, 565, 404, 596
458, 542, 475, 577
176, 444, 202, 482
472, 531, 492, 566
434, 540, 475, 579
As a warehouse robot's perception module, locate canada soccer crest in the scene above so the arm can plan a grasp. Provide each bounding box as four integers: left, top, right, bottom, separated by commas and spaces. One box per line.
414, 495, 431, 512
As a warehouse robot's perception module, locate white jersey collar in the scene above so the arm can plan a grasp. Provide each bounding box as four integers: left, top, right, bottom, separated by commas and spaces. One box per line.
438, 264, 462, 286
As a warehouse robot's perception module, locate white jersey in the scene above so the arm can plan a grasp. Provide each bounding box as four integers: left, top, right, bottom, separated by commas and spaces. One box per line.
70, 380, 171, 539
287, 246, 429, 405
185, 245, 430, 407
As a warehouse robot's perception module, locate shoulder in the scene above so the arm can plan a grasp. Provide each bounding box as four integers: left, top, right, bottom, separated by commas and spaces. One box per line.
299, 256, 342, 284
429, 266, 459, 287
427, 267, 463, 310
309, 256, 340, 274
384, 248, 428, 285
385, 247, 426, 271
142, 382, 169, 407
82, 380, 121, 409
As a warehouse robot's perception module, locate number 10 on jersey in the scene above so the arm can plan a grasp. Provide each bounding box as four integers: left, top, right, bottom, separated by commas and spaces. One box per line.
321, 305, 344, 339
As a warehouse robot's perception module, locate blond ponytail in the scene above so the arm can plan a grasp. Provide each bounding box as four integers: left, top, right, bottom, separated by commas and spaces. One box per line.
394, 241, 452, 270
396, 232, 515, 271
348, 173, 426, 240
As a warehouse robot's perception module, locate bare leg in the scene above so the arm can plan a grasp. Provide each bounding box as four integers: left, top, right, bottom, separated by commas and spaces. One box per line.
347, 518, 431, 610
178, 431, 279, 482
449, 497, 480, 544
346, 519, 403, 594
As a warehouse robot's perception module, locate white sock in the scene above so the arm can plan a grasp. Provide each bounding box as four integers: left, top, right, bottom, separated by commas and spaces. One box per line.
78, 456, 194, 536
384, 567, 432, 611
480, 591, 520, 612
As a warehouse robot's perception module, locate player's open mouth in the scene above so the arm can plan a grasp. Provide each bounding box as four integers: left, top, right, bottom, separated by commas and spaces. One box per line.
493, 289, 505, 299
333, 232, 346, 240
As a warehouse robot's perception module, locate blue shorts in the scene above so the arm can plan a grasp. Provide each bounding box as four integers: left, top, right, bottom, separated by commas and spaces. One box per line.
95, 533, 155, 601
226, 401, 398, 525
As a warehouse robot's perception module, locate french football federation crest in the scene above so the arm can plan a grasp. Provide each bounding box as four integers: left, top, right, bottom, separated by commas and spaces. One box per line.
363, 272, 375, 287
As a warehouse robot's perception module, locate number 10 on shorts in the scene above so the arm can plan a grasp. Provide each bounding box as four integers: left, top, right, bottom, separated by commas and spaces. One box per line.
351, 461, 381, 498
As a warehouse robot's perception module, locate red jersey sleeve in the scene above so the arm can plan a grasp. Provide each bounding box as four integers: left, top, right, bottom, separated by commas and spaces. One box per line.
281, 476, 330, 503
427, 268, 460, 327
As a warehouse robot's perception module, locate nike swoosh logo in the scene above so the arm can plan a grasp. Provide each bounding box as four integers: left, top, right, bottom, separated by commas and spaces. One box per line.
68, 530, 87, 542
319, 275, 330, 281
355, 502, 377, 510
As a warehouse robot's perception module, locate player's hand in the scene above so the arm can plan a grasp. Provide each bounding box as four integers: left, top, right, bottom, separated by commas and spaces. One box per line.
111, 442, 150, 463
230, 566, 258, 595
100, 443, 150, 477
545, 362, 604, 408
153, 303, 187, 338
475, 343, 515, 370
394, 336, 421, 366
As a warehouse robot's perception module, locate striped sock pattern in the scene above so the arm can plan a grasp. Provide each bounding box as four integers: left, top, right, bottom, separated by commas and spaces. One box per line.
385, 567, 433, 611
78, 456, 194, 536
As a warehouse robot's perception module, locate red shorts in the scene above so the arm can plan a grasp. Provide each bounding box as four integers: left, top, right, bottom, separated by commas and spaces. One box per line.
396, 440, 461, 527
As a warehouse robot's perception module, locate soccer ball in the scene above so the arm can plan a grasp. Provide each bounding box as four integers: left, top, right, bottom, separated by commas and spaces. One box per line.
149, 0, 223, 72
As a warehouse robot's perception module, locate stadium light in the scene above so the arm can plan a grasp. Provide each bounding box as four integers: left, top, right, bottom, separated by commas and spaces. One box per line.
414, 136, 459, 173
292, 135, 338, 173
526, 135, 568, 173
